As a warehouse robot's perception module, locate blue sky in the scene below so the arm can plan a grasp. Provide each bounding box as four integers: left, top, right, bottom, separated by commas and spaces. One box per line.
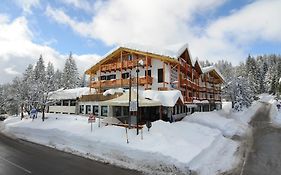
0, 0, 280, 83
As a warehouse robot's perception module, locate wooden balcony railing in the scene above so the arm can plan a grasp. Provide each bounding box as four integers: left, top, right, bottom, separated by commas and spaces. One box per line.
91, 76, 153, 89
180, 78, 199, 90
100, 58, 152, 72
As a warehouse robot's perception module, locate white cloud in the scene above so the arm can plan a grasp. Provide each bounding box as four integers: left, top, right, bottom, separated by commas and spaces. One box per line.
46, 0, 281, 65
13, 0, 40, 14
4, 66, 21, 76
206, 0, 281, 43
0, 15, 100, 84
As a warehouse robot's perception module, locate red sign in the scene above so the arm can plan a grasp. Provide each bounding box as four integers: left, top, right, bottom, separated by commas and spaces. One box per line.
88, 115, 96, 123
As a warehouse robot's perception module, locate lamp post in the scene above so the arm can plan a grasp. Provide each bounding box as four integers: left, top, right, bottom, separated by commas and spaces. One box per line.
136, 59, 144, 135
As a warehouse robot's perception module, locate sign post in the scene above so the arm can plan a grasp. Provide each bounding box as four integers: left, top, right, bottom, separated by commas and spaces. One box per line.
88, 114, 96, 132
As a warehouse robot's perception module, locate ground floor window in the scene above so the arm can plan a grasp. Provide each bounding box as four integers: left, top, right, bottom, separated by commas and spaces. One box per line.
86, 105, 91, 114
101, 106, 108, 116
93, 105, 99, 115
79, 105, 84, 114
113, 106, 121, 117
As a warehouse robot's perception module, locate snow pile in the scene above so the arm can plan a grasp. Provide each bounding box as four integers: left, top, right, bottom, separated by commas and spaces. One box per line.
103, 88, 124, 96
231, 101, 263, 125
183, 112, 249, 138
141, 90, 183, 107
258, 93, 275, 103
222, 101, 232, 115
267, 98, 281, 127
2, 114, 240, 175
48, 87, 91, 100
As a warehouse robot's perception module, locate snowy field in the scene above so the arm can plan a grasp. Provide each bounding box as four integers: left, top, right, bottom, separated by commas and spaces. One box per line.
1, 101, 264, 175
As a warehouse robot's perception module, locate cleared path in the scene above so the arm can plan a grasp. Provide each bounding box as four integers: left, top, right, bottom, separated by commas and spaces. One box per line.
242, 103, 281, 175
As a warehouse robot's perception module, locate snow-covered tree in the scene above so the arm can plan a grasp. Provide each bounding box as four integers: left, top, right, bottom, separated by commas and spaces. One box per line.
246, 55, 260, 94
62, 53, 80, 89
54, 69, 63, 90
46, 62, 55, 92
227, 76, 253, 111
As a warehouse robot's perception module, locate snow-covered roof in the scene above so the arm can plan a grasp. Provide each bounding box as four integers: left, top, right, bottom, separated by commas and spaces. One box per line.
48, 87, 91, 100
141, 90, 184, 107
98, 43, 193, 64
202, 66, 225, 82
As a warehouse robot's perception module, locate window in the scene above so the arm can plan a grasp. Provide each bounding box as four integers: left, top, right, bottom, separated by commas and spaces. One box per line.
70, 100, 76, 106
128, 54, 133, 61
122, 72, 129, 79
145, 70, 151, 77
158, 69, 163, 83
86, 105, 91, 114
93, 105, 99, 115
114, 106, 121, 117
56, 101, 61, 106
63, 100, 69, 106
101, 106, 108, 116
79, 105, 84, 114
123, 107, 129, 116
101, 75, 106, 80
107, 74, 116, 80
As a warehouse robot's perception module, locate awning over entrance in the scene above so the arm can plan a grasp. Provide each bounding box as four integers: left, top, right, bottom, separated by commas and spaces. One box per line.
100, 91, 161, 107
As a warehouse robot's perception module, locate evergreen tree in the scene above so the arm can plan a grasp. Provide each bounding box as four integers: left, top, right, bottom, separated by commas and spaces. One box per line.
62, 52, 80, 89
54, 69, 63, 90
46, 62, 55, 92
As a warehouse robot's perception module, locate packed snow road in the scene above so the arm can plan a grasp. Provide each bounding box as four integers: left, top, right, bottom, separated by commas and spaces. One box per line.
0, 133, 141, 175
242, 103, 281, 175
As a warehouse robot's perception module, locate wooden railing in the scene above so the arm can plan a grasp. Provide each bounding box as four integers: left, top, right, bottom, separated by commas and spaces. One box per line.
100, 58, 152, 72
90, 76, 153, 89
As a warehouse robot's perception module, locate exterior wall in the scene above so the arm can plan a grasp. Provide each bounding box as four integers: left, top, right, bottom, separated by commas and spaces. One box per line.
48, 99, 77, 114
49, 106, 76, 114
87, 48, 223, 113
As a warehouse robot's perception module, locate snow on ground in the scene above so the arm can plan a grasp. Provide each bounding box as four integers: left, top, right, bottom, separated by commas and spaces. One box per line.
266, 96, 281, 127
2, 113, 240, 175
230, 101, 263, 125
183, 112, 249, 138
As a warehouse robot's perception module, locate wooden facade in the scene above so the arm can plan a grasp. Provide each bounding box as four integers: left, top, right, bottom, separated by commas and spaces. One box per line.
85, 45, 224, 105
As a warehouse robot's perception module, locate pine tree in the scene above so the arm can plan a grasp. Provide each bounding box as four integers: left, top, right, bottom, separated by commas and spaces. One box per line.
62, 52, 80, 89
46, 62, 55, 92
246, 55, 260, 94
54, 69, 63, 90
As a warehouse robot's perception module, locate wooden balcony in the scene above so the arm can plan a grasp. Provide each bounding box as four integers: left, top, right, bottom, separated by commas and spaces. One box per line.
184, 97, 194, 103
90, 76, 153, 89
180, 78, 199, 90
180, 61, 192, 74
100, 58, 152, 72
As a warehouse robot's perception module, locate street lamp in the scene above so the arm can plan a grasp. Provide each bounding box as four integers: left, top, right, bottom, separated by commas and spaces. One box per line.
136, 59, 144, 135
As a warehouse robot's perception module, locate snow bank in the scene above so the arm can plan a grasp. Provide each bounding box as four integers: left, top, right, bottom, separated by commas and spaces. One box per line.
231, 101, 263, 125
268, 99, 281, 127
189, 136, 239, 175
183, 112, 249, 138
2, 114, 239, 175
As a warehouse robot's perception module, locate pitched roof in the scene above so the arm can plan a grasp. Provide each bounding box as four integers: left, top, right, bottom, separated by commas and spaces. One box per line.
202, 66, 225, 82
85, 43, 194, 74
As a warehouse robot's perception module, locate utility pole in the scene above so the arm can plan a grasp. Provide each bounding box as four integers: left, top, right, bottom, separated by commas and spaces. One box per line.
136, 66, 139, 135
128, 72, 132, 129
